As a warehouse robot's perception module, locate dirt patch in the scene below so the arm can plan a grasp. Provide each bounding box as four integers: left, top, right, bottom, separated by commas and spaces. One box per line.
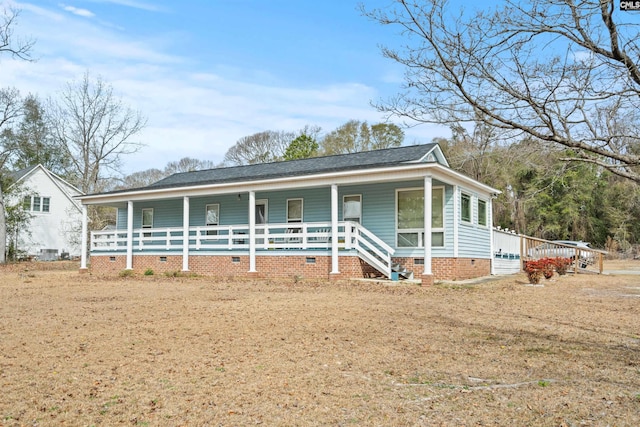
0, 265, 639, 426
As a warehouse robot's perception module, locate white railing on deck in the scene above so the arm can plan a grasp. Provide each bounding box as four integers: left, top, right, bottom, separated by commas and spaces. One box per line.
90, 221, 396, 278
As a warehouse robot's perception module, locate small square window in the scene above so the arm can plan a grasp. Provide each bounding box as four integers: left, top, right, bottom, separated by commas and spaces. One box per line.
232, 256, 240, 263
159, 256, 167, 262
306, 257, 316, 264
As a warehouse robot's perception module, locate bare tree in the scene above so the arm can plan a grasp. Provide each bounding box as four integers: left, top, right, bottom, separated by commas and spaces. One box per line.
321, 120, 403, 155
0, 7, 34, 61
223, 130, 294, 166
0, 87, 23, 169
363, 0, 640, 182
48, 72, 147, 194
115, 168, 166, 190
0, 7, 34, 263
164, 157, 218, 175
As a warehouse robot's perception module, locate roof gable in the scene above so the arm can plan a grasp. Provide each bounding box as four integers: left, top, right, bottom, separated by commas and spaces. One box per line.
148, 143, 440, 190
9, 164, 84, 211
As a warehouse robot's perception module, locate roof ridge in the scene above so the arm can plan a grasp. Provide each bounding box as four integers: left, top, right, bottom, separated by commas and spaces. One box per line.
144, 143, 437, 190
162, 143, 432, 179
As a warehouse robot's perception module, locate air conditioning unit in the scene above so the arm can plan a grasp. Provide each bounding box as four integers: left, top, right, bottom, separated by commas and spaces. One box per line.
39, 249, 59, 261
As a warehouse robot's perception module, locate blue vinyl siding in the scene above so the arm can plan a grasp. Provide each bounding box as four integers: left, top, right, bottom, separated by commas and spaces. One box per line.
112, 180, 490, 259
255, 188, 331, 223
116, 207, 126, 230
190, 194, 247, 225
456, 189, 492, 259
338, 180, 456, 258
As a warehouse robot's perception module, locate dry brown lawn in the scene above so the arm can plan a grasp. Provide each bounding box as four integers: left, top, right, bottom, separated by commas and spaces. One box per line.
0, 262, 639, 426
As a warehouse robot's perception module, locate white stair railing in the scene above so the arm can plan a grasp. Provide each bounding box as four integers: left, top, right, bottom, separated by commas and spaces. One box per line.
349, 222, 395, 278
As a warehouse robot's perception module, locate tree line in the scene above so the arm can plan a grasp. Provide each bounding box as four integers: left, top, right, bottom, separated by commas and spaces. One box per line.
436, 121, 640, 253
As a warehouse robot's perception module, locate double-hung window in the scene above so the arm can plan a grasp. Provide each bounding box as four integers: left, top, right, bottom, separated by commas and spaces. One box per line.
42, 197, 50, 213
461, 192, 472, 223
396, 187, 445, 248
477, 199, 488, 227
286, 198, 303, 242
205, 204, 219, 236
23, 195, 51, 213
141, 208, 153, 237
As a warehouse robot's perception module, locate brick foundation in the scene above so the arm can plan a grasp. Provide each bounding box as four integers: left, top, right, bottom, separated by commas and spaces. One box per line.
391, 257, 491, 281
89, 254, 491, 281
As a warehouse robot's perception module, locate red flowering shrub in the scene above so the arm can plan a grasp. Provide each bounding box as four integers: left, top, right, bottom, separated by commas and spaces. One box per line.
524, 257, 567, 283
551, 257, 572, 275
524, 259, 546, 284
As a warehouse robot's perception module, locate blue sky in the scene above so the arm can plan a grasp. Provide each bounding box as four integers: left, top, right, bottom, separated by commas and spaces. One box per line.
2, 0, 449, 174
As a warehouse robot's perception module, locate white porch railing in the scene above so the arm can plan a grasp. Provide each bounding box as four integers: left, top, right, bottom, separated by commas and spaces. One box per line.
90, 221, 396, 277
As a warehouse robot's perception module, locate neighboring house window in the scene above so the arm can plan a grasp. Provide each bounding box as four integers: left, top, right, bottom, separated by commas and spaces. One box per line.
23, 195, 51, 213
477, 199, 487, 227
142, 208, 153, 237
343, 195, 362, 223
461, 192, 472, 223
396, 187, 445, 247
205, 204, 219, 235
287, 199, 303, 223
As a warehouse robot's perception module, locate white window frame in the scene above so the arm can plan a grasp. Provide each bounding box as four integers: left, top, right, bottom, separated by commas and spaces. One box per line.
41, 197, 50, 213
460, 192, 472, 223
395, 186, 445, 248
23, 195, 51, 213
477, 198, 488, 227
431, 187, 445, 247
286, 198, 303, 223
141, 208, 153, 237
205, 203, 220, 236
343, 194, 362, 223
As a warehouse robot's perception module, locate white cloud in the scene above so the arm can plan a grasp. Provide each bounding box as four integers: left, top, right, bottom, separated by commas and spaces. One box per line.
5, 2, 445, 175
60, 4, 95, 18
87, 0, 167, 12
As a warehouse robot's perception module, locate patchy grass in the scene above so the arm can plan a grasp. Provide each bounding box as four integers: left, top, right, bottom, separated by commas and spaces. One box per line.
0, 266, 639, 426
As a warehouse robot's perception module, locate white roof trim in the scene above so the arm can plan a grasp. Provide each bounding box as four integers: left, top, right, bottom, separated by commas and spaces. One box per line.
78, 163, 500, 205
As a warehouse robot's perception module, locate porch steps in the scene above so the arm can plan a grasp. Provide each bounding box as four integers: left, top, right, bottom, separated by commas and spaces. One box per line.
392, 263, 414, 280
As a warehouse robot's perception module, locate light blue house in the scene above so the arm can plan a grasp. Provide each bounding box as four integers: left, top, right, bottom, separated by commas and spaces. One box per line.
78, 144, 500, 284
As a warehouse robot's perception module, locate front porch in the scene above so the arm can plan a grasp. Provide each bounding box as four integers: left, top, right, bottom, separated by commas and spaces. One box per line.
88, 221, 421, 281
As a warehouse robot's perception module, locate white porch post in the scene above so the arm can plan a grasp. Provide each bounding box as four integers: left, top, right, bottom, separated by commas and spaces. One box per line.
182, 196, 190, 272
423, 175, 433, 277
453, 185, 459, 258
80, 204, 88, 270
489, 196, 495, 275
249, 191, 257, 272
126, 200, 134, 270
330, 184, 339, 275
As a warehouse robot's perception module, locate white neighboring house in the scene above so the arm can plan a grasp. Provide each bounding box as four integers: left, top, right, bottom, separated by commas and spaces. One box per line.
8, 165, 84, 259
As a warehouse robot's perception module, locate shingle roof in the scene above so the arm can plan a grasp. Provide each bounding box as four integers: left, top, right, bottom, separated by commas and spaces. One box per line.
146, 143, 438, 190
9, 164, 39, 182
